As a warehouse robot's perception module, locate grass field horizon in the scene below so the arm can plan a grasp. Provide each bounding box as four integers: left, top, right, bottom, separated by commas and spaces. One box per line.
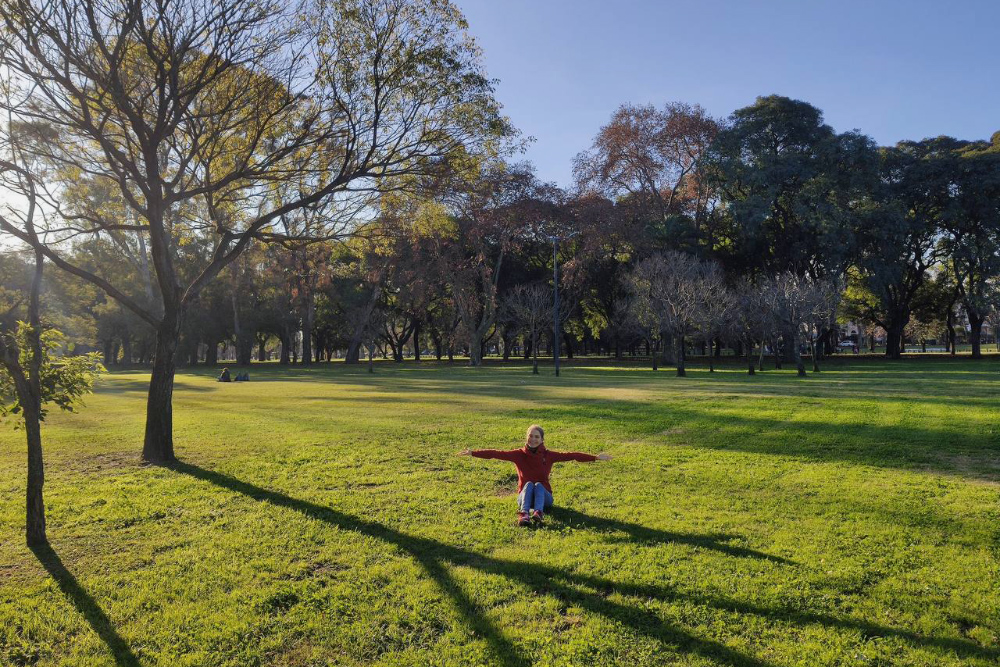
2, 359, 999, 666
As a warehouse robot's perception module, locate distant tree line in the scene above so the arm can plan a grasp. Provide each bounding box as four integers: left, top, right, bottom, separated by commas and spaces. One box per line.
6, 96, 1000, 381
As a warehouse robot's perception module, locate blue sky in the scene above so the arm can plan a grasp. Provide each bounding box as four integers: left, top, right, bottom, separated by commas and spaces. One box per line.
456, 0, 1000, 189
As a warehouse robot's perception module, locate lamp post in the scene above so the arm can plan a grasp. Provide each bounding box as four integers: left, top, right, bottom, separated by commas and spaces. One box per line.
547, 231, 578, 377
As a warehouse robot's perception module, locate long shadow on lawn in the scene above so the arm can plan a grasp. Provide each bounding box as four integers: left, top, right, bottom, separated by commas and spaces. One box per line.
552, 507, 796, 565
30, 543, 141, 667
169, 462, 998, 667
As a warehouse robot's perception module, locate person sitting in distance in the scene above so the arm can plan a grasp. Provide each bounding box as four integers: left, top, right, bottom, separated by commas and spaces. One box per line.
218, 368, 231, 382
458, 424, 611, 527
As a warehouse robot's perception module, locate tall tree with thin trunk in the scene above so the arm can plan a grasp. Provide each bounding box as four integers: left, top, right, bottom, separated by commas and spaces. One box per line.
1, 160, 102, 546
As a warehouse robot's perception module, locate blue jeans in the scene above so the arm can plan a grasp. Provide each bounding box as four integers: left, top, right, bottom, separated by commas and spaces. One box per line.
518, 482, 553, 513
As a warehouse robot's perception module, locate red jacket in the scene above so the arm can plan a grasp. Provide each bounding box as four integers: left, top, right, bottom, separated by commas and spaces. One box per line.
470, 445, 597, 493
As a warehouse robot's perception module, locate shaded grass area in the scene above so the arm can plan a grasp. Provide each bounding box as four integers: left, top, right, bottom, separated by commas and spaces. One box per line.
1, 359, 999, 666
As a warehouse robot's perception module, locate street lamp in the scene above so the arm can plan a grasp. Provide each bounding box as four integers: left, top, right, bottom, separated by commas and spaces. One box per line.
546, 230, 578, 377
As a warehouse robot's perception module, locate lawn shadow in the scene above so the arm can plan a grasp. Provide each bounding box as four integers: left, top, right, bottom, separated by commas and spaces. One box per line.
552, 507, 796, 564
168, 461, 1000, 666
29, 543, 141, 667
516, 397, 1000, 481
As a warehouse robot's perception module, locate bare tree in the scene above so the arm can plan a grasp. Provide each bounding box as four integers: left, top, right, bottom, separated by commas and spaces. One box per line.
806, 280, 840, 373
628, 251, 709, 377
625, 262, 664, 370
693, 267, 733, 373
768, 273, 816, 377
502, 284, 548, 374
732, 279, 776, 376
503, 282, 573, 375
0, 0, 508, 461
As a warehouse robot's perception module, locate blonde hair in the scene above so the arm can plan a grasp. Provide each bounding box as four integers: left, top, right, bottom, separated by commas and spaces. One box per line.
524, 424, 544, 446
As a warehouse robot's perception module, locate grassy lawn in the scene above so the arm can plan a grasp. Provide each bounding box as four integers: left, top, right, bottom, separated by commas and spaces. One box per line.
1, 358, 999, 666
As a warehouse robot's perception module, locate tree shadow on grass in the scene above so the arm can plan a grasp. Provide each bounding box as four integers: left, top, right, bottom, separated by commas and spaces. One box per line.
29, 543, 141, 667
551, 507, 796, 564
168, 461, 1000, 667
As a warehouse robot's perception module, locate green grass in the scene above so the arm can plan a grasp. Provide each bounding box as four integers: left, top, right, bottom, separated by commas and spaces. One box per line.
1, 358, 999, 667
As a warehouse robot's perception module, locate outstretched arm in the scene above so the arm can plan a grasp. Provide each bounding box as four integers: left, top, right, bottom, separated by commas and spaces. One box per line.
549, 451, 613, 462
456, 449, 520, 461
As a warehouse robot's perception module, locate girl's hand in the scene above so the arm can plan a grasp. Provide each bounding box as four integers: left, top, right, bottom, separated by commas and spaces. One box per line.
597, 453, 612, 461
456, 449, 472, 456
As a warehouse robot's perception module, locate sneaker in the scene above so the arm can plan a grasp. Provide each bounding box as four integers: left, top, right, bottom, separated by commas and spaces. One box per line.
530, 510, 544, 525
516, 512, 531, 527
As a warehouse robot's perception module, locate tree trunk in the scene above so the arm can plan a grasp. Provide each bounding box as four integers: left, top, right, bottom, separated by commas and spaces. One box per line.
301, 297, 314, 366
24, 404, 45, 545
468, 331, 483, 366
345, 340, 360, 364
651, 339, 658, 371
237, 335, 253, 366
947, 311, 956, 355
205, 341, 219, 365
675, 336, 686, 377
746, 341, 755, 375
792, 331, 805, 377
257, 337, 267, 362
532, 332, 539, 374
231, 293, 252, 366
969, 312, 985, 359
822, 328, 835, 356
142, 312, 181, 463
413, 321, 421, 362
885, 323, 904, 360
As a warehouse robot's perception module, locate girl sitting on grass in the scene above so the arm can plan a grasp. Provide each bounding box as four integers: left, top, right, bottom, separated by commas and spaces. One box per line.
458, 424, 612, 526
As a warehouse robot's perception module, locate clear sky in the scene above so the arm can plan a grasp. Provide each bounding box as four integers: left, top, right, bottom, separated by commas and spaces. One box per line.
455, 0, 1000, 189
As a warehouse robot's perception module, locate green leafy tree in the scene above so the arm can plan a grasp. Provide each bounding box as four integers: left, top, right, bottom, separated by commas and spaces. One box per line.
941, 142, 1000, 358
851, 141, 948, 358
707, 95, 878, 281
